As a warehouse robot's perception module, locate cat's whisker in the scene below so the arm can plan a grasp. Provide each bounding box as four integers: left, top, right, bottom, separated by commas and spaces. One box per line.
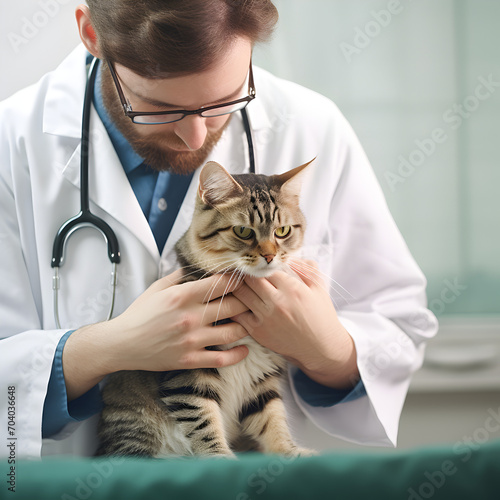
234, 269, 246, 290
289, 265, 343, 309
204, 264, 233, 293
312, 266, 354, 299
288, 263, 326, 291
202, 266, 238, 325
287, 263, 344, 309
214, 270, 240, 325
288, 260, 355, 305
289, 259, 355, 299
178, 255, 236, 281
198, 259, 238, 289
199, 261, 241, 323
295, 271, 352, 308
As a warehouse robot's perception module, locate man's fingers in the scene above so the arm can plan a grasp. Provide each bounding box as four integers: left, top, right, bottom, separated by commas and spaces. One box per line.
231, 282, 266, 311
188, 345, 249, 369
231, 310, 263, 336
151, 271, 243, 301
187, 273, 243, 302
197, 322, 249, 347
202, 295, 249, 323
148, 268, 186, 293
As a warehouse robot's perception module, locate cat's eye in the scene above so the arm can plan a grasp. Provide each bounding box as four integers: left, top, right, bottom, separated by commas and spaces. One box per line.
275, 226, 291, 238
233, 226, 255, 240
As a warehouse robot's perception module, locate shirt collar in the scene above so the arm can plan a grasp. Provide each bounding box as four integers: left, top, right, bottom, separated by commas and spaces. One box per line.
92, 58, 144, 174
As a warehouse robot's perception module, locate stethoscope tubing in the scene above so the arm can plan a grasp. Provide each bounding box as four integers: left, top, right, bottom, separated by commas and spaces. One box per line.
51, 57, 120, 328
51, 56, 255, 328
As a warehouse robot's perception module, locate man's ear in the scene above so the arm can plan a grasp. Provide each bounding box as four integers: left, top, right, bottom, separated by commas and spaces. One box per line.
76, 5, 102, 59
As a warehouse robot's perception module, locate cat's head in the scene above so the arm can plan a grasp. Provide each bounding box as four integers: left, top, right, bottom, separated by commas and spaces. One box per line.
178, 159, 313, 278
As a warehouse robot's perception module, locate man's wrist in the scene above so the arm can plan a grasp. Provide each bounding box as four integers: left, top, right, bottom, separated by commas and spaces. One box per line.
62, 321, 118, 401
299, 328, 360, 390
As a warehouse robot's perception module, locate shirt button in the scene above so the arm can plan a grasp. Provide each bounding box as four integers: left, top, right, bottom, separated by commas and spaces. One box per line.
158, 198, 167, 211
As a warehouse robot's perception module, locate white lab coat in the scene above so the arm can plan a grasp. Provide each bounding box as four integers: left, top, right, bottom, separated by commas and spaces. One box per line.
0, 45, 437, 459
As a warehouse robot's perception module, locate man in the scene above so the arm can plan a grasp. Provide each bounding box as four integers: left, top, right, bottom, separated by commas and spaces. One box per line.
0, 0, 437, 458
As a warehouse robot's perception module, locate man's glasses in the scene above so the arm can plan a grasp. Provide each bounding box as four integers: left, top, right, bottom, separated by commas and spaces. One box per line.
106, 60, 256, 125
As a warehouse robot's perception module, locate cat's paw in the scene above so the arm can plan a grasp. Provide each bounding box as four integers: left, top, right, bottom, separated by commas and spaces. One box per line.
288, 447, 317, 458
203, 450, 237, 460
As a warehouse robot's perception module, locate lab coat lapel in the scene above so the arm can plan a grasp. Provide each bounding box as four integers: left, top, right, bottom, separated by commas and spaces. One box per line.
43, 45, 159, 262
43, 44, 88, 139
57, 115, 159, 262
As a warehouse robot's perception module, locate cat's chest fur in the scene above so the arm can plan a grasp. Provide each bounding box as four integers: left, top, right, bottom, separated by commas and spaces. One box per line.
208, 337, 286, 437
218, 337, 286, 401
155, 338, 287, 457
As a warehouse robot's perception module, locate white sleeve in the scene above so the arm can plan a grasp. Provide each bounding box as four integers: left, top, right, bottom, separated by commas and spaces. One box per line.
0, 109, 66, 459
290, 108, 438, 446
1, 331, 66, 458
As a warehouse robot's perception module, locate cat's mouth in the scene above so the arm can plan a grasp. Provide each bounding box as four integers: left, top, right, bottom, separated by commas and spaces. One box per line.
234, 258, 285, 278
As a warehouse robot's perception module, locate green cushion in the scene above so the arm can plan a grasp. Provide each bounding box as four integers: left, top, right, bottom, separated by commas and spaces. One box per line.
3, 440, 500, 500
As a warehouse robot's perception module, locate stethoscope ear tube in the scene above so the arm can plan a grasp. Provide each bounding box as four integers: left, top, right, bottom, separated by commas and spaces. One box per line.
241, 107, 255, 174
51, 57, 120, 328
51, 57, 121, 270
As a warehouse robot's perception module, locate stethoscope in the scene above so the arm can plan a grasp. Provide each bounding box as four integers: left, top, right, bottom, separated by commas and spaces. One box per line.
51, 57, 256, 329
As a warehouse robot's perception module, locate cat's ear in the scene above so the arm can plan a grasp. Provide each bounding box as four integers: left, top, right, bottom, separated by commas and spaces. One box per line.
198, 161, 243, 206
275, 157, 315, 197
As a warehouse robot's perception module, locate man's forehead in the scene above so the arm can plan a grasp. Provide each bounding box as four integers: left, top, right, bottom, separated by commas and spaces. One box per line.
114, 37, 252, 108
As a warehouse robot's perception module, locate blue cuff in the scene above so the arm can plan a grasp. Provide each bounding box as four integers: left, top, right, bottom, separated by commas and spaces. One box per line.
42, 331, 103, 438
292, 368, 366, 407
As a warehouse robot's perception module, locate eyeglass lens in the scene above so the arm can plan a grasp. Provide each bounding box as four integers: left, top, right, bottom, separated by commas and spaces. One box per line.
131, 100, 251, 124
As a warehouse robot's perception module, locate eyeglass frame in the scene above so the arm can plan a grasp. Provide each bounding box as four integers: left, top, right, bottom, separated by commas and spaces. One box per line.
106, 59, 256, 125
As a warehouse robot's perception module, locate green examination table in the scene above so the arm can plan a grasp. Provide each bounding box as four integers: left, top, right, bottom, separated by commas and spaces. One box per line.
1, 440, 499, 499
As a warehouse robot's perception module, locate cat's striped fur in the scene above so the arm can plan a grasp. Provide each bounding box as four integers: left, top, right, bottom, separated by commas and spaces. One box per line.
96, 160, 314, 457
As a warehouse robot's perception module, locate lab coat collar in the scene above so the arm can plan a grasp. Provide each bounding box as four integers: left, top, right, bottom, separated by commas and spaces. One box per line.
43, 44, 88, 139
43, 45, 159, 261
57, 109, 160, 262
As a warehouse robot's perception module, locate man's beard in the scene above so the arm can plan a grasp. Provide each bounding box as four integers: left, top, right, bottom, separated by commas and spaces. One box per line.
100, 65, 229, 175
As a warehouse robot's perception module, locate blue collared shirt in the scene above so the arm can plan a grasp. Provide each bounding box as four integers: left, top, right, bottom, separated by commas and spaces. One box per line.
42, 58, 365, 438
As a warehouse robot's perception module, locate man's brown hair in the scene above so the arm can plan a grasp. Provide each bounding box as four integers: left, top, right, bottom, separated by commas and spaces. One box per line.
86, 0, 279, 77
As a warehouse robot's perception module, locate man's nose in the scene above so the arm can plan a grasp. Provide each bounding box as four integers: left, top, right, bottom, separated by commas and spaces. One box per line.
173, 115, 208, 151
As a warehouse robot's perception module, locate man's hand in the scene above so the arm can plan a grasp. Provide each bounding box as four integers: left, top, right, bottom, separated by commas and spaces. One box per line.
63, 270, 249, 401
231, 259, 359, 389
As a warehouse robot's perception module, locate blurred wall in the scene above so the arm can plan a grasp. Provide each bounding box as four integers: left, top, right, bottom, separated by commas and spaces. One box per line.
0, 1, 82, 100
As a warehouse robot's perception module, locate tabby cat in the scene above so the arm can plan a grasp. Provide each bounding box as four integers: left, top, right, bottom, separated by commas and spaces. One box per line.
96, 159, 314, 457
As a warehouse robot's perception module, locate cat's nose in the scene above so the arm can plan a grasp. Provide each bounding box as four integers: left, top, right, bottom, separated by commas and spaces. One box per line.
259, 241, 277, 264
261, 254, 275, 264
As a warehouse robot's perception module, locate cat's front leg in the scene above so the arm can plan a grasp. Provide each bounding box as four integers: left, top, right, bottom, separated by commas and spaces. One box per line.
96, 371, 167, 457
160, 371, 235, 457
240, 388, 315, 457
162, 396, 235, 457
